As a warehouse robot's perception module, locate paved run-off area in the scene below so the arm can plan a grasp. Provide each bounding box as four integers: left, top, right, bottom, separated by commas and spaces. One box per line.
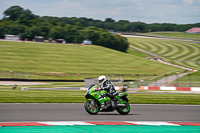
0, 121, 200, 133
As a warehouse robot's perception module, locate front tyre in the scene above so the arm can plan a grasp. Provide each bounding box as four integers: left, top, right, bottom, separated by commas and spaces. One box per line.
116, 100, 130, 115
84, 100, 99, 115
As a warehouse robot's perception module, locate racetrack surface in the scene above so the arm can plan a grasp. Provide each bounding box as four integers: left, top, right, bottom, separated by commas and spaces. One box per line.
0, 103, 199, 122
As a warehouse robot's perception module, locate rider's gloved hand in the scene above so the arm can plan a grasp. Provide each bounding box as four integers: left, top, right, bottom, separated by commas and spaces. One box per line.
99, 87, 105, 91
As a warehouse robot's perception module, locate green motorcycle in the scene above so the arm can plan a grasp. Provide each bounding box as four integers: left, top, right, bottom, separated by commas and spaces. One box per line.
84, 84, 130, 115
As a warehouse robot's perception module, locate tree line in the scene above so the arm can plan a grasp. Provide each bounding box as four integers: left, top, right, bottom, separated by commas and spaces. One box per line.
42, 16, 200, 33
1, 6, 200, 52
0, 6, 130, 52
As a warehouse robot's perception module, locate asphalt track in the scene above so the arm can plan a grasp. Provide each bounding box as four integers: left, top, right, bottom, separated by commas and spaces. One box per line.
0, 103, 200, 122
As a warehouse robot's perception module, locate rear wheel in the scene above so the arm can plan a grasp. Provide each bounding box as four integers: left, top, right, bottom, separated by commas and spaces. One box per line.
116, 100, 130, 115
84, 100, 99, 115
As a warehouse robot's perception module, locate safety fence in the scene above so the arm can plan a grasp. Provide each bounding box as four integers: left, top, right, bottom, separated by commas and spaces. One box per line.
0, 71, 128, 79
0, 71, 199, 87
135, 73, 200, 87
0, 71, 30, 79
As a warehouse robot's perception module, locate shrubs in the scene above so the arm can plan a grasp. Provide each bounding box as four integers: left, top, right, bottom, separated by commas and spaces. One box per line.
84, 30, 129, 52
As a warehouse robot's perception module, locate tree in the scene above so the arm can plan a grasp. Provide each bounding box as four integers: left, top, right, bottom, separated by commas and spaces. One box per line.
105, 18, 115, 22
104, 22, 115, 30
23, 26, 42, 40
117, 20, 130, 23
18, 9, 37, 24
3, 6, 24, 21
148, 23, 163, 32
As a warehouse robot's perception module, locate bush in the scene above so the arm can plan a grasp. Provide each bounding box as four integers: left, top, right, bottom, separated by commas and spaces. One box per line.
83, 30, 129, 52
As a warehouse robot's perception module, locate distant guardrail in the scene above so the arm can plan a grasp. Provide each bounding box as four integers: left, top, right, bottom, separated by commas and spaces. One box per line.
0, 71, 199, 87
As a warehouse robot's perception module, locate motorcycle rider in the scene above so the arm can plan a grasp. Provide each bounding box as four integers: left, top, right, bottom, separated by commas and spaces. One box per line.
98, 75, 118, 109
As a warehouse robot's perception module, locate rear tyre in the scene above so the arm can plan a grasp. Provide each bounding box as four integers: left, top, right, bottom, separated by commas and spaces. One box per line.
84, 100, 99, 115
116, 100, 130, 115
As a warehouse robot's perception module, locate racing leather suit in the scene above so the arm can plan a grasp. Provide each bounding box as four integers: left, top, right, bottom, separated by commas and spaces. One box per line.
99, 80, 118, 108
100, 80, 118, 96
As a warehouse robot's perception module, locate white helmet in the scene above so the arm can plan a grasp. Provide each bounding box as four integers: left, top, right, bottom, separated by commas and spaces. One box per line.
98, 75, 106, 85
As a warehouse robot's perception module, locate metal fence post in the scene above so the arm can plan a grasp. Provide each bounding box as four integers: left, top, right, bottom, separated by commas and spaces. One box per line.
165, 74, 168, 86
26, 72, 29, 79
144, 74, 147, 86
189, 74, 192, 87
136, 74, 140, 88
176, 73, 179, 87
154, 74, 157, 86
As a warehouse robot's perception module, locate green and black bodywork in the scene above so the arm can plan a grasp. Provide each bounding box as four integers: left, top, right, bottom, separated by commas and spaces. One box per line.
84, 84, 130, 115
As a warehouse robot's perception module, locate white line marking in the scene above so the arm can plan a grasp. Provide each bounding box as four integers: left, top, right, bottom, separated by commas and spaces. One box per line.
38, 121, 93, 125
125, 121, 180, 126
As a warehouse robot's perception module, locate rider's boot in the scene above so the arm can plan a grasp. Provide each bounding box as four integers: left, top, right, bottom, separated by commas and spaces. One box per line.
100, 102, 111, 110
108, 93, 119, 103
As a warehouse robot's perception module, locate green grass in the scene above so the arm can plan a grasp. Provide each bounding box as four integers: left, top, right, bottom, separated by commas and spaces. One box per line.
127, 37, 200, 70
0, 89, 199, 104
139, 32, 200, 40
0, 41, 181, 80
0, 89, 84, 103
0, 82, 84, 89
129, 93, 200, 105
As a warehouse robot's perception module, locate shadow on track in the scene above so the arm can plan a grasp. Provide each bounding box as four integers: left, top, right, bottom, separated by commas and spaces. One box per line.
96, 113, 139, 116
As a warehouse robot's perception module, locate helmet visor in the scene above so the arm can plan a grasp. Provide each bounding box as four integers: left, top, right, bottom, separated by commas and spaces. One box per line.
99, 79, 104, 83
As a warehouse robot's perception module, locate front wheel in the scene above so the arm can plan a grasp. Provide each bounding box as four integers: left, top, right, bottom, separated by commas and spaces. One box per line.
84, 100, 99, 115
116, 100, 130, 115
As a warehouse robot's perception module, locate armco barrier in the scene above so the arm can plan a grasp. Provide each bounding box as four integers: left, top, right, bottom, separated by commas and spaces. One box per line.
140, 86, 200, 91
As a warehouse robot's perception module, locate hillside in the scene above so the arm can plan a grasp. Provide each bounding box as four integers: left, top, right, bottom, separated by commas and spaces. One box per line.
127, 37, 200, 70
0, 40, 181, 79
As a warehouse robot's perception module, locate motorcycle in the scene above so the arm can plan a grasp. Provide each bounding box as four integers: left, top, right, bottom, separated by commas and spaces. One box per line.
84, 84, 130, 115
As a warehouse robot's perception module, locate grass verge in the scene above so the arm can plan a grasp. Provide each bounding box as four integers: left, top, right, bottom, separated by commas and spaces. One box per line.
0, 89, 199, 104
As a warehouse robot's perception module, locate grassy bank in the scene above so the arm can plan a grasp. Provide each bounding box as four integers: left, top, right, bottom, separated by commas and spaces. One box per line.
0, 41, 181, 80
0, 89, 199, 104
138, 32, 200, 40
128, 37, 200, 70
